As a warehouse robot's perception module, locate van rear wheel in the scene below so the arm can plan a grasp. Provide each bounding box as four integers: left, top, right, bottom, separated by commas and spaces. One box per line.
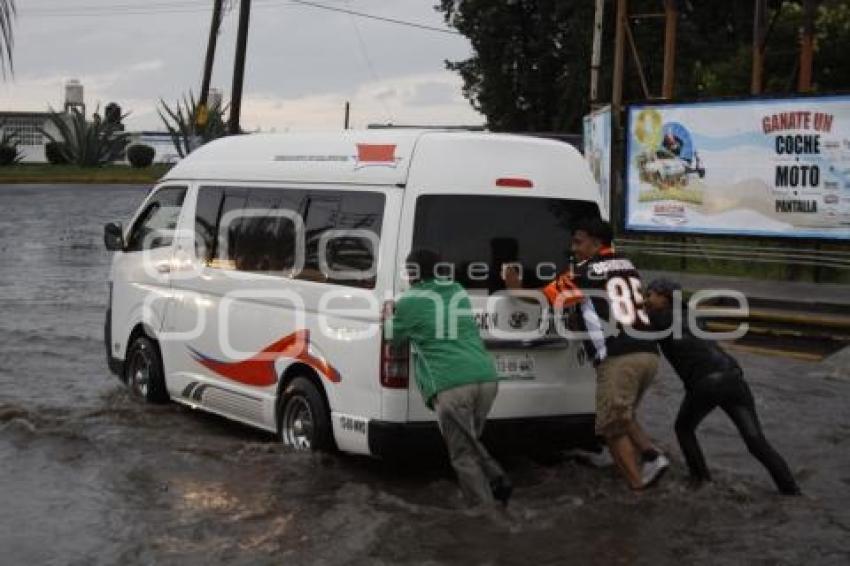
125, 335, 169, 403
279, 377, 333, 452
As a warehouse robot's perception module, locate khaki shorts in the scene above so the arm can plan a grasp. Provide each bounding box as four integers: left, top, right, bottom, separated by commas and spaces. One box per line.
594, 351, 659, 438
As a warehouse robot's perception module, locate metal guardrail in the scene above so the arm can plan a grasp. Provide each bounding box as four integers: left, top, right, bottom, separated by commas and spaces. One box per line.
616, 238, 850, 270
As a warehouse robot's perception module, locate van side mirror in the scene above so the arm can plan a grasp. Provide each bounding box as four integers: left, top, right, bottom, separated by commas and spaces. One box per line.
104, 222, 125, 251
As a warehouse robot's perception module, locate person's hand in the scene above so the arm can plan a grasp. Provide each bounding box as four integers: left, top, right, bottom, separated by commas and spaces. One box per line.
502, 264, 522, 290
381, 300, 395, 321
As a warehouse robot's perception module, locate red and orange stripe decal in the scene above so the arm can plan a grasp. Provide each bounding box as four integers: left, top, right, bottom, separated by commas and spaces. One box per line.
188, 330, 341, 387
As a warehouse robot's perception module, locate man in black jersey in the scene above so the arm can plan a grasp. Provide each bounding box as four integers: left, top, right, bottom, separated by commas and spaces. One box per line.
645, 278, 800, 495
505, 218, 667, 490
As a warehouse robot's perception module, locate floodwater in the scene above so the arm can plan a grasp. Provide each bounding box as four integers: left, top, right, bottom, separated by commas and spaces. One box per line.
0, 184, 848, 565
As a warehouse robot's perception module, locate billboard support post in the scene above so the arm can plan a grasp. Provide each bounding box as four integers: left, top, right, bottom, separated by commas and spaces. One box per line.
751, 0, 767, 94
662, 0, 678, 100
612, 0, 627, 126
798, 0, 816, 93
590, 0, 605, 107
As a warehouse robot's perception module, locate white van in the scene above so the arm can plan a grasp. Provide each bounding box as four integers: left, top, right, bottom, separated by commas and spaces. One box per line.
104, 130, 605, 457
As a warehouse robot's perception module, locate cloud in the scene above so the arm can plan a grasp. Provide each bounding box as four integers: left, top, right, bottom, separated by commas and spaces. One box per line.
405, 80, 456, 107
240, 72, 482, 132
0, 59, 179, 115
3, 1, 480, 131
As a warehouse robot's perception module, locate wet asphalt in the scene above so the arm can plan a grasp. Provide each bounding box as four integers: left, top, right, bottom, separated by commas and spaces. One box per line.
0, 184, 848, 565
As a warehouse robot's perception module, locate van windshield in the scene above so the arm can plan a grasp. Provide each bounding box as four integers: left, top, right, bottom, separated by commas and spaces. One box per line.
412, 194, 600, 292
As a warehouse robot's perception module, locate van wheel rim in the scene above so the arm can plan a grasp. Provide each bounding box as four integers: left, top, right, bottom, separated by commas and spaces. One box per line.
282, 397, 313, 450
129, 347, 151, 398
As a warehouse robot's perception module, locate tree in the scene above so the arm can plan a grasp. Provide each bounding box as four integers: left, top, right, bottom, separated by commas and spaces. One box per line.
438, 1, 850, 133
438, 0, 598, 132
39, 107, 131, 167
105, 102, 125, 131
0, 0, 14, 77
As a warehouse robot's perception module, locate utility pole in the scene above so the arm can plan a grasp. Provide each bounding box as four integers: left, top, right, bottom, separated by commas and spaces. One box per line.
798, 0, 816, 92
589, 0, 605, 107
612, 0, 627, 125
662, 0, 678, 99
199, 0, 225, 113
229, 0, 252, 135
751, 0, 767, 94
344, 101, 351, 130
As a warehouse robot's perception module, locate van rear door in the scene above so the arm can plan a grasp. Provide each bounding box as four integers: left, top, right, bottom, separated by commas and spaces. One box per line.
404, 194, 600, 421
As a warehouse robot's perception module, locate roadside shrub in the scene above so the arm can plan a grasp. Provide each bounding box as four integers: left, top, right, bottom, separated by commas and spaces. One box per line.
45, 141, 68, 165
159, 91, 228, 158
0, 122, 24, 166
39, 106, 131, 167
0, 144, 20, 165
127, 143, 155, 168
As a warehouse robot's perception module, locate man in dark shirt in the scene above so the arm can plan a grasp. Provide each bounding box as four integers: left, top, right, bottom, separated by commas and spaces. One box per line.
645, 278, 800, 495
505, 218, 667, 490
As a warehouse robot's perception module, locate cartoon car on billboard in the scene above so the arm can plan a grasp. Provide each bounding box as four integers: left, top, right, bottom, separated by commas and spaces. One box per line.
638, 147, 705, 186
636, 123, 705, 188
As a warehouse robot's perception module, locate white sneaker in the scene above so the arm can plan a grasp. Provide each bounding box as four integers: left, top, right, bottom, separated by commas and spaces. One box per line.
641, 454, 670, 488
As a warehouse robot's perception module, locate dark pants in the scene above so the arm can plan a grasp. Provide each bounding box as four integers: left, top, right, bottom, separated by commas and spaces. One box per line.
675, 368, 799, 494
434, 381, 507, 506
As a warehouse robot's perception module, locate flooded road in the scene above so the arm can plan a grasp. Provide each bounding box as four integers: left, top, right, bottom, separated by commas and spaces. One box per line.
1, 184, 849, 565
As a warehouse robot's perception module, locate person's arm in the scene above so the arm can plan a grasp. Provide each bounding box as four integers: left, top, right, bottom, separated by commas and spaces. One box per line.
648, 307, 674, 332
503, 265, 584, 308
541, 271, 584, 308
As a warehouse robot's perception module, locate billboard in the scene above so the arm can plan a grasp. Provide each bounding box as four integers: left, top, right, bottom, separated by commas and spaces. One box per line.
583, 105, 612, 216
625, 95, 850, 240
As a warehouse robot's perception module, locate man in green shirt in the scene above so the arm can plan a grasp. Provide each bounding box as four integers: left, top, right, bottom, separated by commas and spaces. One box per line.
385, 248, 511, 508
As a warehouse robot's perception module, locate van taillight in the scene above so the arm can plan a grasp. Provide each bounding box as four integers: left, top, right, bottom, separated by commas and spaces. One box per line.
380, 300, 409, 388
380, 341, 410, 388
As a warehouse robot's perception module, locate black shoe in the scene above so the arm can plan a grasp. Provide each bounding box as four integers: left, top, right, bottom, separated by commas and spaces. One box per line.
491, 476, 513, 507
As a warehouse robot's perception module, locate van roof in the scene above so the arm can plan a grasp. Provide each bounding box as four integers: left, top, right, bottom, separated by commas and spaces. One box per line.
162, 131, 599, 204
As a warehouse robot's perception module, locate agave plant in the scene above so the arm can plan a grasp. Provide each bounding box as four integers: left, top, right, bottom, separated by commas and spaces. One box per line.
39, 106, 131, 167
0, 119, 23, 165
158, 92, 228, 159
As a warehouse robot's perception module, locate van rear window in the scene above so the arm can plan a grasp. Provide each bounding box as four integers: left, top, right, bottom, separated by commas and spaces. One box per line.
412, 195, 600, 292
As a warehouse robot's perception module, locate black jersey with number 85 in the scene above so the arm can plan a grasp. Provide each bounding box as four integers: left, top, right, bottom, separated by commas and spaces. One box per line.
542, 247, 657, 363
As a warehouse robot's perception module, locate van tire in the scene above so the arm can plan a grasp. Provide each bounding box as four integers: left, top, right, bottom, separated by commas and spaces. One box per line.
125, 335, 169, 403
279, 377, 333, 452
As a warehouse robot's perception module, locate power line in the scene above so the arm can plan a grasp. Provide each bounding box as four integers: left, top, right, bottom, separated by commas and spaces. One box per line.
23, 0, 287, 17
347, 11, 393, 124
23, 0, 462, 37
290, 0, 460, 36
24, 0, 218, 14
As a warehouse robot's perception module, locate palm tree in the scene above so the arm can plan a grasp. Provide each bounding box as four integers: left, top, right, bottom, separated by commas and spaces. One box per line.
0, 0, 14, 77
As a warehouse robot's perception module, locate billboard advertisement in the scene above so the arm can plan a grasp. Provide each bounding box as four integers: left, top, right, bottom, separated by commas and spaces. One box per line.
583, 105, 612, 216
625, 95, 850, 240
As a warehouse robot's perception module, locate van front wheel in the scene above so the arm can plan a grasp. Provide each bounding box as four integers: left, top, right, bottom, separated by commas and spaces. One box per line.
279, 377, 333, 452
125, 335, 169, 403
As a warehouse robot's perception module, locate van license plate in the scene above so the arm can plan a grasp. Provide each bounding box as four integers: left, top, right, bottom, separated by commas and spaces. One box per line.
494, 353, 535, 380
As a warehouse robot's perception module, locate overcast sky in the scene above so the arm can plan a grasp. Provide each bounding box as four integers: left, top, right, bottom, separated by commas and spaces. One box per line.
1, 0, 484, 131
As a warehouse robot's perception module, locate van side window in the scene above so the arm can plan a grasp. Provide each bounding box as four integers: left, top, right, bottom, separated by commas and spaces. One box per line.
233, 189, 305, 272
299, 191, 385, 289
126, 187, 187, 252
202, 186, 306, 273
194, 187, 224, 261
